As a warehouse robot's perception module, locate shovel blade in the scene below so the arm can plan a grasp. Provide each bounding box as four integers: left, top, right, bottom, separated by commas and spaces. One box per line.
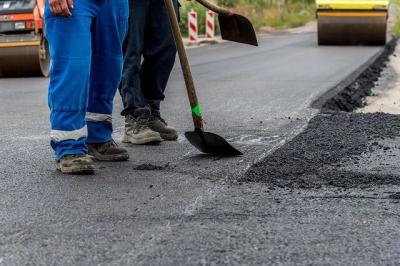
218, 14, 258, 46
185, 129, 243, 156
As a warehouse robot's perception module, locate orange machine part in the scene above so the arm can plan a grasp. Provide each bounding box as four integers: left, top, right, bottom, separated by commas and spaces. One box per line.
0, 13, 35, 22
0, 0, 49, 77
33, 1, 44, 33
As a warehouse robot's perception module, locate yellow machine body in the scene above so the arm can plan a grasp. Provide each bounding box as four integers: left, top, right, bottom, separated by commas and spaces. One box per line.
316, 0, 389, 45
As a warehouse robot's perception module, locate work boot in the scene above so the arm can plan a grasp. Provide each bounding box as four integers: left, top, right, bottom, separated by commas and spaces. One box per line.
150, 109, 178, 141
57, 154, 95, 175
122, 109, 163, 145
87, 140, 129, 161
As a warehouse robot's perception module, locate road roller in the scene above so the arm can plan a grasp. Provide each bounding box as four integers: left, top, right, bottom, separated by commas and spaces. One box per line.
316, 0, 389, 45
0, 0, 49, 77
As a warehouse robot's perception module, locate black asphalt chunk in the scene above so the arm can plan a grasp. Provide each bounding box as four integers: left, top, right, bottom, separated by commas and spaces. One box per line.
322, 39, 397, 112
133, 163, 171, 171
388, 192, 400, 199
242, 112, 400, 189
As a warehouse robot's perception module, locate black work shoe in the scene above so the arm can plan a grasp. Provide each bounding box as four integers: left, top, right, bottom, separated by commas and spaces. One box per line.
122, 109, 163, 145
150, 109, 178, 141
57, 154, 95, 175
87, 140, 129, 161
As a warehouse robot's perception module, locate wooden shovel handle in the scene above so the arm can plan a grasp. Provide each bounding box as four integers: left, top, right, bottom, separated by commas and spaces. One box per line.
164, 0, 204, 130
194, 0, 232, 16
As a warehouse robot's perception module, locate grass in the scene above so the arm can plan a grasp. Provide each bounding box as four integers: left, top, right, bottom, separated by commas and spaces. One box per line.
234, 2, 315, 30
393, 21, 400, 38
391, 0, 400, 37
179, 1, 316, 36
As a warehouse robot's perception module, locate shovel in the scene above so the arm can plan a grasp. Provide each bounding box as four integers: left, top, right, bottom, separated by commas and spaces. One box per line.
194, 0, 258, 47
165, 0, 242, 156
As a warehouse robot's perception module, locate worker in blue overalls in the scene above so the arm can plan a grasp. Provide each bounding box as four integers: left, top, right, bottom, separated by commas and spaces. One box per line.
46, 0, 129, 174
119, 0, 180, 145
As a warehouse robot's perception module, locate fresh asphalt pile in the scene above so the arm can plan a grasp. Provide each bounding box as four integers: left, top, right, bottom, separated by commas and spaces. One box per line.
243, 112, 400, 189
243, 39, 400, 189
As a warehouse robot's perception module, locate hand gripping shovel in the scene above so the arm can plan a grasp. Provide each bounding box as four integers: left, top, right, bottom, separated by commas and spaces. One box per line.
194, 0, 258, 47
164, 0, 242, 156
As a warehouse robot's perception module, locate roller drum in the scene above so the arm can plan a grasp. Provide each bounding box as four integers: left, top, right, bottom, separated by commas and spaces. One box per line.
0, 35, 50, 77
318, 13, 387, 45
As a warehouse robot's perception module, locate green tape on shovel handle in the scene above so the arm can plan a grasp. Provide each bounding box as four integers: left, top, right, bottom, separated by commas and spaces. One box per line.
192, 104, 202, 117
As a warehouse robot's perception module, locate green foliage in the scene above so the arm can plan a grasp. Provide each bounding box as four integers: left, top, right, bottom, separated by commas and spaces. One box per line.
391, 0, 400, 37
240, 0, 315, 10
393, 21, 400, 38
254, 2, 315, 29
179, 0, 316, 36
217, 0, 239, 8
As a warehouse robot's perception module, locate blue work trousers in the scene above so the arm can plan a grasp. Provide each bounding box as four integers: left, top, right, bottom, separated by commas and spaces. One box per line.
119, 0, 179, 115
45, 0, 128, 161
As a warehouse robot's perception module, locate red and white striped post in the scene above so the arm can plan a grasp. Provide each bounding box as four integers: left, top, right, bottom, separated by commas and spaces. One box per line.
188, 9, 198, 45
205, 10, 215, 40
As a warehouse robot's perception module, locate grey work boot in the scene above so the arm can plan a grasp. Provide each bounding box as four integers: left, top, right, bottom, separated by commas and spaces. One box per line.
122, 109, 163, 145
150, 109, 178, 141
57, 154, 95, 175
87, 140, 129, 161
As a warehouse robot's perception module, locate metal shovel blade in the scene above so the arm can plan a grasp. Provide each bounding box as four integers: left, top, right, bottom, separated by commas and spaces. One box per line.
185, 129, 243, 156
218, 13, 258, 47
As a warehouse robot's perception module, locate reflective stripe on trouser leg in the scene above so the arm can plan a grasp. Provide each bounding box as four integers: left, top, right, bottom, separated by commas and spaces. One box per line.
50, 125, 88, 161
86, 112, 112, 123
86, 0, 128, 144
86, 112, 113, 144
51, 126, 88, 142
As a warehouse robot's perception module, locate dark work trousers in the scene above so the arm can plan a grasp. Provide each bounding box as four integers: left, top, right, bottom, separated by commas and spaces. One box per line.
119, 0, 179, 115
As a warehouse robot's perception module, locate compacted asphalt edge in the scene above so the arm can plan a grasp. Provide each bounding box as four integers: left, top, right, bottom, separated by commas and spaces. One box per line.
321, 39, 398, 112
244, 39, 400, 189
310, 44, 387, 110
242, 39, 398, 184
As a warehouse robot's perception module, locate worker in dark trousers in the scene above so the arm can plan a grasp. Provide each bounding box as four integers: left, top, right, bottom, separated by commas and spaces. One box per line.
119, 0, 179, 145
46, 0, 129, 174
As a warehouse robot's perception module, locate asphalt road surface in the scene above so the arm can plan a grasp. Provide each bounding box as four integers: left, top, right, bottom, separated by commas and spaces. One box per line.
1, 32, 397, 265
